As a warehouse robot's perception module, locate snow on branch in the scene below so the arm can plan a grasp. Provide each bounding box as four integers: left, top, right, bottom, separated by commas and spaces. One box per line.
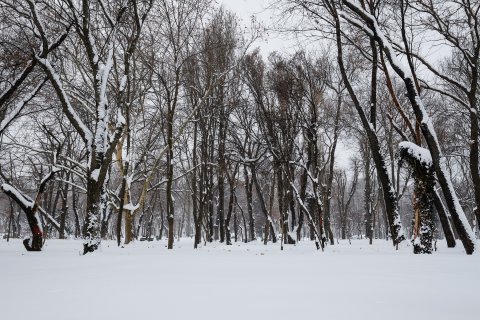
338, 10, 374, 37
36, 57, 93, 146
0, 78, 47, 135
0, 62, 36, 108
0, 183, 34, 209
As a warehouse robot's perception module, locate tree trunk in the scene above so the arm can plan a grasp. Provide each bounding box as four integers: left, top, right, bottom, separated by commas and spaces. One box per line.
363, 142, 374, 244
83, 178, 103, 254
468, 107, 480, 227
217, 105, 227, 243
244, 164, 255, 241
166, 109, 175, 249
251, 166, 277, 244
59, 181, 69, 239
432, 191, 456, 248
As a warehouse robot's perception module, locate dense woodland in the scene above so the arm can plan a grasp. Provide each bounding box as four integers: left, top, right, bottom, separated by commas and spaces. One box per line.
0, 0, 479, 255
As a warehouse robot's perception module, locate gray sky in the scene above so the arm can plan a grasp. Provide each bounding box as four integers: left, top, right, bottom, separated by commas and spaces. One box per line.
219, 0, 299, 56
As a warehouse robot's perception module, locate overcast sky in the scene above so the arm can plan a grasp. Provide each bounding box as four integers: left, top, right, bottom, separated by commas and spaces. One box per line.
218, 0, 300, 56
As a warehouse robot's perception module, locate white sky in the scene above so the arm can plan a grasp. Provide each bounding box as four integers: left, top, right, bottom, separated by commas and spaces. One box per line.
218, 0, 300, 56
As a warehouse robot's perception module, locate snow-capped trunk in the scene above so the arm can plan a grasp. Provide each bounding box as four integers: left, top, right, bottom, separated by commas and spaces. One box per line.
399, 142, 435, 253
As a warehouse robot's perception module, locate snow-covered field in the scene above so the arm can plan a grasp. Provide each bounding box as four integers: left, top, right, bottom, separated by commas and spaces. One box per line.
0, 238, 478, 320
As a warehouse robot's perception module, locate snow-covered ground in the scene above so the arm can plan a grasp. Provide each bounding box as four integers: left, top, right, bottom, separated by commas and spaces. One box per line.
0, 238, 478, 320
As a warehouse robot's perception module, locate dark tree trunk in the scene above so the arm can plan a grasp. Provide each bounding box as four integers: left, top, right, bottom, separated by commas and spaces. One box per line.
224, 164, 238, 245
59, 181, 69, 239
468, 107, 480, 228
297, 166, 308, 241
166, 109, 175, 249
432, 191, 456, 248
251, 166, 277, 244
234, 209, 238, 242
217, 105, 227, 243
244, 164, 255, 241
6, 200, 14, 242
83, 179, 103, 254
72, 182, 81, 238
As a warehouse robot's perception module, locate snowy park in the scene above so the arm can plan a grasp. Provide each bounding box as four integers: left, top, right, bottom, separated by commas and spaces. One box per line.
2, 0, 480, 319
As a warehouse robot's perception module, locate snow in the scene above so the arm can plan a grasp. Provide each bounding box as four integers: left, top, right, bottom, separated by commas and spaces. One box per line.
90, 169, 100, 181
399, 141, 433, 167
338, 10, 374, 37
123, 203, 139, 211
0, 238, 478, 320
117, 109, 127, 128
119, 75, 128, 92
39, 167, 60, 186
